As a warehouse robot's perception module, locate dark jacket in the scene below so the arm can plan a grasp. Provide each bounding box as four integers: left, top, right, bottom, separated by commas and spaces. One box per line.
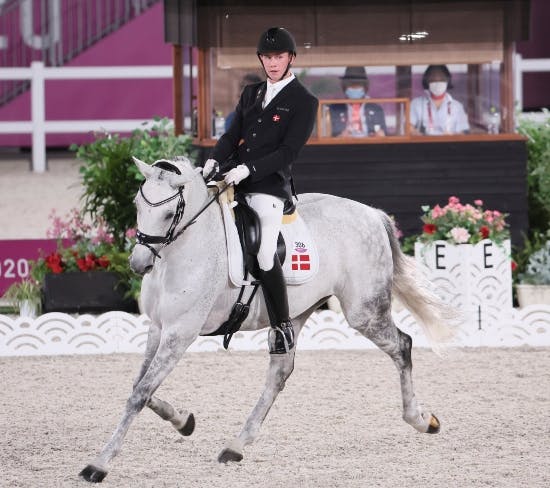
329, 102, 387, 137
211, 78, 318, 201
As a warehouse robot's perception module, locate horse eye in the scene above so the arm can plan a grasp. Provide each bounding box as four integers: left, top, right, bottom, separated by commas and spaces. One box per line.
165, 212, 175, 221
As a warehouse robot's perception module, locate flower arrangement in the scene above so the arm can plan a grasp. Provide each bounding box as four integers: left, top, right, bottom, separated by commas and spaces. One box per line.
416, 196, 510, 245
31, 209, 140, 297
33, 209, 115, 276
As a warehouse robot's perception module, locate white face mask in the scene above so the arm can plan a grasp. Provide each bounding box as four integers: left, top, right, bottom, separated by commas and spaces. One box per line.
429, 81, 448, 97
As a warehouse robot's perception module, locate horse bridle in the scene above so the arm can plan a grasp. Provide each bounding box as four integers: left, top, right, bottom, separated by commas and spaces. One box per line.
135, 163, 229, 260
135, 183, 187, 259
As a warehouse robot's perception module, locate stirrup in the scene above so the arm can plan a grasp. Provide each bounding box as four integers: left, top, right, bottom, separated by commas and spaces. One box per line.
268, 321, 295, 354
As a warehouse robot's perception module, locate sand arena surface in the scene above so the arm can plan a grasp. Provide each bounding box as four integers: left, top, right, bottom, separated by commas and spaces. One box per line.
0, 155, 82, 239
1, 347, 549, 487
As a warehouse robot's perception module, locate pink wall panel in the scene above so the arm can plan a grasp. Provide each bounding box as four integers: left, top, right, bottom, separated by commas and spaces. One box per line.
0, 3, 173, 147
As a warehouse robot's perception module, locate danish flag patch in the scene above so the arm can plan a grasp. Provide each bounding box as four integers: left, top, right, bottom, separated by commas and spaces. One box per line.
272, 114, 281, 122
291, 254, 310, 271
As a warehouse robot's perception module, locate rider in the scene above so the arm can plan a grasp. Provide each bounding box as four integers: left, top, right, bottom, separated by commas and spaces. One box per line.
202, 27, 319, 354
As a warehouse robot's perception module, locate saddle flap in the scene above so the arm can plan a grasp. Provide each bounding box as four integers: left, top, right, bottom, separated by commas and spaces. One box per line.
234, 194, 261, 256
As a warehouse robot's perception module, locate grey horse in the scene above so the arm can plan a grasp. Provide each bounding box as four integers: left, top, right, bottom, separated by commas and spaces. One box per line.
79, 156, 457, 482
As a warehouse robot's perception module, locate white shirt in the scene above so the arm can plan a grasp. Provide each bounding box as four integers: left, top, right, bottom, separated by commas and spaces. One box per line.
262, 73, 295, 109
410, 91, 470, 135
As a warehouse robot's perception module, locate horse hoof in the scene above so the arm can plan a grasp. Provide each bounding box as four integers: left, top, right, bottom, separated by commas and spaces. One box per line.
427, 414, 441, 434
218, 447, 243, 464
178, 413, 195, 436
79, 464, 107, 483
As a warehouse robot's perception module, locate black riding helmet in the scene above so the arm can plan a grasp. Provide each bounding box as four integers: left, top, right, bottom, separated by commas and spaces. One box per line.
257, 27, 296, 82
257, 27, 297, 56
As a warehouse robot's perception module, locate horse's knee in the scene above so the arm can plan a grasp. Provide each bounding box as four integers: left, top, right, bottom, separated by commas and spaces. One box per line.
126, 392, 148, 413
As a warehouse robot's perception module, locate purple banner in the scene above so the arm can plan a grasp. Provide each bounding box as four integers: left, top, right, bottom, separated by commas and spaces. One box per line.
0, 239, 59, 295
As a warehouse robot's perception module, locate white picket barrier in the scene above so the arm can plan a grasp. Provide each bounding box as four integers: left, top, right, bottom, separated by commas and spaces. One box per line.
1, 306, 549, 357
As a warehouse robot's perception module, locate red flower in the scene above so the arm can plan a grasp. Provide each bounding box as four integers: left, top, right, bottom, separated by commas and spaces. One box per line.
75, 254, 94, 271
511, 260, 518, 272
85, 253, 97, 270
76, 258, 90, 271
96, 255, 110, 268
479, 226, 490, 239
423, 223, 437, 235
45, 253, 64, 274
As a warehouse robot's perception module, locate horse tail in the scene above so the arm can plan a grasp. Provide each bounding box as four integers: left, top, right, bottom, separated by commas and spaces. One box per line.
379, 211, 459, 352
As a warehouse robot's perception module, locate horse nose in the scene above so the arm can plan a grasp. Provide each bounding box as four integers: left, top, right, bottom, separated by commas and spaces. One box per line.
129, 251, 153, 275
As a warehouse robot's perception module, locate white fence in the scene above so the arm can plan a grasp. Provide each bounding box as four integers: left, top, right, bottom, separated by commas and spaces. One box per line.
0, 61, 180, 172
1, 306, 550, 356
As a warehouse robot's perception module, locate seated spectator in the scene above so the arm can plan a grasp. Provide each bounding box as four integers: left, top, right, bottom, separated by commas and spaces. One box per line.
329, 66, 387, 137
225, 73, 263, 131
410, 65, 470, 135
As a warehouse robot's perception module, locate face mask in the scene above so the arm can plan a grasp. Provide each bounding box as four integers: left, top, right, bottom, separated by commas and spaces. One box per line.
429, 81, 448, 97
345, 87, 365, 99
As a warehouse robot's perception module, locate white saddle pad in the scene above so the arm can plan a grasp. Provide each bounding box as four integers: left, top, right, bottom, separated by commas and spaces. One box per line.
218, 189, 319, 287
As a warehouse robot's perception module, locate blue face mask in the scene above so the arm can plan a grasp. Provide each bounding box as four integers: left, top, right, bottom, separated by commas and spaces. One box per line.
345, 87, 365, 99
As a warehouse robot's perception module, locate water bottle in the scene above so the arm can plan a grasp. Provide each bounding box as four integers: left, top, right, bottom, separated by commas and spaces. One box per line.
487, 107, 500, 134
213, 111, 225, 139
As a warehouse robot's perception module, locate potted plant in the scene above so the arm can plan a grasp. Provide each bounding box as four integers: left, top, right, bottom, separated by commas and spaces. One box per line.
3, 278, 42, 317
411, 196, 513, 317
20, 119, 195, 314
516, 238, 550, 307
33, 209, 139, 314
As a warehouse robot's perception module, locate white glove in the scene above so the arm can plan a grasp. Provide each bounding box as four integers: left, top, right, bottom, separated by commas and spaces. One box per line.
224, 164, 250, 185
202, 158, 219, 178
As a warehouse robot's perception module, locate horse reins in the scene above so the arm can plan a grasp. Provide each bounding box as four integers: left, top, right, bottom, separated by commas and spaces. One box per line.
136, 168, 230, 260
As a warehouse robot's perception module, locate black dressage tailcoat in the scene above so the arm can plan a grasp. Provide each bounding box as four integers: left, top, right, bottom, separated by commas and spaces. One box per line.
211, 78, 318, 201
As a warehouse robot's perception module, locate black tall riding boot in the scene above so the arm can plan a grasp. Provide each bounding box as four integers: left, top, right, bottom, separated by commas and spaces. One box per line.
257, 255, 295, 354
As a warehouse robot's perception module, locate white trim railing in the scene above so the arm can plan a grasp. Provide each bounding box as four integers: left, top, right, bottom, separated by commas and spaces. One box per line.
0, 61, 194, 172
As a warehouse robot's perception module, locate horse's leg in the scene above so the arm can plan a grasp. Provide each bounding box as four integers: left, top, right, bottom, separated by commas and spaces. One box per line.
342, 292, 440, 434
132, 322, 161, 389
79, 328, 198, 483
131, 323, 196, 436
218, 311, 312, 463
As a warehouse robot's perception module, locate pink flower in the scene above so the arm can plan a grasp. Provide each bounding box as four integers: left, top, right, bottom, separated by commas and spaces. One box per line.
449, 227, 471, 244
483, 210, 494, 223
448, 196, 460, 206
431, 205, 446, 219
474, 199, 483, 206
125, 228, 137, 239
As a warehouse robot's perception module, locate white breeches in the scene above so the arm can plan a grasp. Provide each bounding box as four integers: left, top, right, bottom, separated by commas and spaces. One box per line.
245, 193, 284, 271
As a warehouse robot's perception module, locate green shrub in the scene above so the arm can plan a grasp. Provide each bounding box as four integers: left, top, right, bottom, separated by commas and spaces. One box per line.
72, 118, 195, 248
517, 112, 550, 236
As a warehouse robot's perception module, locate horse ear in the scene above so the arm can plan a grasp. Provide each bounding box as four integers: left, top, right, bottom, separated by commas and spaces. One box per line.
133, 156, 155, 179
